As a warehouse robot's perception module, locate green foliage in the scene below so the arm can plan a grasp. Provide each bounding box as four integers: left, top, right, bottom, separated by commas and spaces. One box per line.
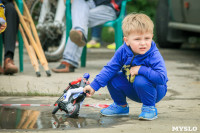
102, 27, 115, 43
127, 0, 158, 20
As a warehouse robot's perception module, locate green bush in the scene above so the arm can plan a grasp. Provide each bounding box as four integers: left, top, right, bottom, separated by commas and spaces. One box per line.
127, 0, 158, 20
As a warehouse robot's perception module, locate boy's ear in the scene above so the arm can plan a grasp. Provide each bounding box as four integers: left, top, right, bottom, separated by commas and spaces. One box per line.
124, 37, 129, 46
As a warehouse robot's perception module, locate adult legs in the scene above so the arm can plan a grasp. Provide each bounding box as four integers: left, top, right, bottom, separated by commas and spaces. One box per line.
91, 26, 102, 42
2, 1, 19, 60
2, 1, 19, 74
86, 26, 102, 48
63, 0, 116, 67
61, 0, 89, 67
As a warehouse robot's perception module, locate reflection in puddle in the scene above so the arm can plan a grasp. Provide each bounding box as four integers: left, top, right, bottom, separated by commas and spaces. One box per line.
0, 107, 130, 130
0, 107, 40, 129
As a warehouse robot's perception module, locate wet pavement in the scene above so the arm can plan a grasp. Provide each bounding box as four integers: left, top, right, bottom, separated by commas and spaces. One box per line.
0, 96, 132, 130
0, 43, 200, 132
0, 106, 131, 130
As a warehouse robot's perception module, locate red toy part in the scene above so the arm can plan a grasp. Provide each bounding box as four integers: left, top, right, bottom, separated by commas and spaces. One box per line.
70, 78, 82, 85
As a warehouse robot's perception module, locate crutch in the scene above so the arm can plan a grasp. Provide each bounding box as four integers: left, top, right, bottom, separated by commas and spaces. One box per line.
14, 1, 51, 76
18, 7, 41, 77
19, 25, 41, 77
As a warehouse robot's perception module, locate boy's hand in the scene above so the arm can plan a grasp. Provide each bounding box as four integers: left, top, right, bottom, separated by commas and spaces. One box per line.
130, 66, 141, 77
83, 85, 95, 97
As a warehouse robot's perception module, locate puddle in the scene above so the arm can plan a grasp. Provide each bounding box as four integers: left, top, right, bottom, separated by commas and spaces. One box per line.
0, 107, 130, 130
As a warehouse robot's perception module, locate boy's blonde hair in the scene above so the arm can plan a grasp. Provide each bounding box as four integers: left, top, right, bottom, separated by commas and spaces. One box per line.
122, 13, 154, 37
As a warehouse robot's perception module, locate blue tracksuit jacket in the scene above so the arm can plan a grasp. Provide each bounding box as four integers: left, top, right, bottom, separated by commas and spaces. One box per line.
90, 41, 168, 91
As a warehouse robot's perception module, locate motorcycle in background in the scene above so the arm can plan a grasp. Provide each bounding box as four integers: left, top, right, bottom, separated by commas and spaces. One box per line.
27, 0, 66, 62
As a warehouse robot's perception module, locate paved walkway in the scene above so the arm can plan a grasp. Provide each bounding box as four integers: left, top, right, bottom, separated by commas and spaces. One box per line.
0, 47, 200, 132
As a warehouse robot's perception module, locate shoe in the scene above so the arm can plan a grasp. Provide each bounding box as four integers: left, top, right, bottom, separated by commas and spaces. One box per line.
0, 66, 3, 74
138, 105, 158, 120
87, 40, 101, 48
107, 43, 116, 50
100, 103, 129, 116
70, 29, 87, 47
52, 61, 75, 73
3, 58, 18, 75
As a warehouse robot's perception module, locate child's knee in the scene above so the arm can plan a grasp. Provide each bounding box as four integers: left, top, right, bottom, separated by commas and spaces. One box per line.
134, 75, 154, 89
108, 72, 123, 85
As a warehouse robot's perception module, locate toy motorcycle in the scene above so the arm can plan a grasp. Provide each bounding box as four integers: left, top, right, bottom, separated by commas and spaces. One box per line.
52, 73, 90, 118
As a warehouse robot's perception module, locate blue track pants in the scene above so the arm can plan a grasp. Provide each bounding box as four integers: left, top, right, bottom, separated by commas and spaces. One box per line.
107, 72, 167, 106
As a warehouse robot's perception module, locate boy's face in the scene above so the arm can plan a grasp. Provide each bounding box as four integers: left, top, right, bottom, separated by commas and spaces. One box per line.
124, 32, 153, 55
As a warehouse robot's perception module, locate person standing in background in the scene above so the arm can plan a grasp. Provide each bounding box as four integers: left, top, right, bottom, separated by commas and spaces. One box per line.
0, 0, 19, 75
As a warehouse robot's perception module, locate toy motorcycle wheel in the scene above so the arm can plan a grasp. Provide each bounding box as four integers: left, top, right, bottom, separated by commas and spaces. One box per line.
52, 106, 59, 114
68, 103, 80, 118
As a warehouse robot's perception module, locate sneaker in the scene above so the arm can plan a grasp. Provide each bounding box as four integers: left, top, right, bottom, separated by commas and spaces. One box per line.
138, 105, 158, 120
100, 103, 129, 116
52, 61, 75, 73
107, 43, 116, 50
87, 40, 100, 48
70, 29, 87, 47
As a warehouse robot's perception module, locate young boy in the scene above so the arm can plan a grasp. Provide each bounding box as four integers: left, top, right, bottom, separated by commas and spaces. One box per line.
83, 13, 168, 120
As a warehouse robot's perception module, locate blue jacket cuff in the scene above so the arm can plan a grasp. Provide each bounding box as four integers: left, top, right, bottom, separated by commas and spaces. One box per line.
90, 79, 101, 91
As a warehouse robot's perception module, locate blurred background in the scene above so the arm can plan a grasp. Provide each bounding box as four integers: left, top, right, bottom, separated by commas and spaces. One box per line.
25, 0, 200, 62
95, 0, 159, 45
